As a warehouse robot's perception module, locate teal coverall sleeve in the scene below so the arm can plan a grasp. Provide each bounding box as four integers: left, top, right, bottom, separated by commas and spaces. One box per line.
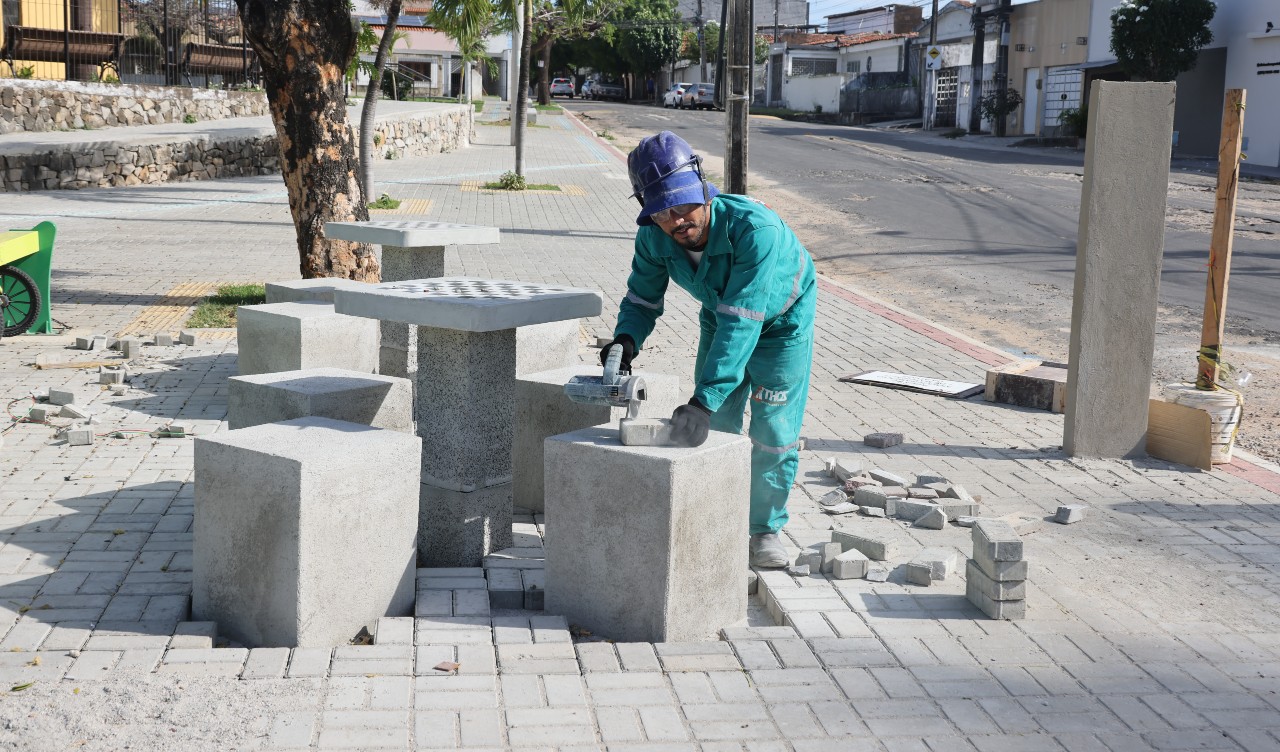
614, 234, 670, 350
693, 225, 783, 412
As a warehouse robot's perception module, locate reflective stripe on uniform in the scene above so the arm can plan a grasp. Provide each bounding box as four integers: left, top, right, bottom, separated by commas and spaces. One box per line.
626, 290, 662, 310
780, 243, 806, 315
751, 438, 803, 455
716, 303, 766, 321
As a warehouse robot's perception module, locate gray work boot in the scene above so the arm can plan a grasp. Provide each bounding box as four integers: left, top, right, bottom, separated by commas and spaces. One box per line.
750, 532, 788, 568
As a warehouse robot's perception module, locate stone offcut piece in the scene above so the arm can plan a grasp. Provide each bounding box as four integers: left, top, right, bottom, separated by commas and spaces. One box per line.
193, 417, 420, 648
544, 425, 751, 643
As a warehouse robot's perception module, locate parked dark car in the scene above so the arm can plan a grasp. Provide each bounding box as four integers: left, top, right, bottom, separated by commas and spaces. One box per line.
592, 80, 626, 102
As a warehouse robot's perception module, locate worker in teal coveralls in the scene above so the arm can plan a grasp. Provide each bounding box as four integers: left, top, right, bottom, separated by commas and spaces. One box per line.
600, 131, 817, 568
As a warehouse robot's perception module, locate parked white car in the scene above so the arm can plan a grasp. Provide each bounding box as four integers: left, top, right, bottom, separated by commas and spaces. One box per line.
550, 77, 575, 98
663, 82, 693, 108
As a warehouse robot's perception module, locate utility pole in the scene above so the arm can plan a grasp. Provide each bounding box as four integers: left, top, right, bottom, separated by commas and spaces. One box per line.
926, 0, 938, 129
697, 0, 706, 82
725, 0, 751, 193
967, 3, 988, 134
993, 0, 1012, 136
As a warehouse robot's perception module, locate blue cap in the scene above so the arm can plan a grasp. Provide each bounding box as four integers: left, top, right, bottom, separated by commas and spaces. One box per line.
628, 131, 720, 226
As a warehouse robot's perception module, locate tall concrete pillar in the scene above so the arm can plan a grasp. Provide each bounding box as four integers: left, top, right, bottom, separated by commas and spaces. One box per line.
1063, 81, 1176, 458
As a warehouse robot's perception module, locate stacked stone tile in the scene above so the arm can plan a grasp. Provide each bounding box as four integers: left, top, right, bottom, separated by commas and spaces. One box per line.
819, 459, 980, 526
966, 519, 1027, 620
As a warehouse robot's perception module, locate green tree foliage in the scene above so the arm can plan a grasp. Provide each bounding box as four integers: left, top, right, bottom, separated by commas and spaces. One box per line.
617, 0, 682, 85
680, 22, 719, 62
1110, 0, 1215, 82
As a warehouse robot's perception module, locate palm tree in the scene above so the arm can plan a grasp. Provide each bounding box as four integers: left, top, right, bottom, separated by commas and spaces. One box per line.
358, 0, 408, 201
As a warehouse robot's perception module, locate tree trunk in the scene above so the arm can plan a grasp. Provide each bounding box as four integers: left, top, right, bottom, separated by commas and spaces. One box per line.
360, 0, 404, 202
537, 42, 552, 105
514, 0, 532, 176
235, 0, 379, 281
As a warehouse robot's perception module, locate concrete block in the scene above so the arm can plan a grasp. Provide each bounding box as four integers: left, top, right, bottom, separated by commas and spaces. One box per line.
971, 548, 1029, 582
522, 570, 544, 610
99, 370, 126, 385
120, 338, 142, 360
486, 569, 524, 610
881, 486, 909, 497
27, 405, 54, 421
892, 498, 936, 522
193, 417, 421, 647
1054, 505, 1087, 524
65, 427, 94, 446
831, 549, 869, 580
972, 520, 1022, 562
831, 530, 899, 562
60, 404, 90, 419
795, 549, 821, 571
868, 468, 907, 486
235, 302, 378, 377
154, 333, 175, 347
227, 368, 413, 432
863, 432, 903, 448
905, 561, 934, 586
966, 577, 1026, 620
1064, 82, 1176, 459
910, 548, 962, 583
914, 473, 948, 486
75, 336, 100, 350
787, 563, 811, 577
516, 320, 581, 377
817, 488, 847, 507
965, 560, 1025, 601
513, 366, 679, 513
544, 425, 751, 643
48, 388, 75, 406
955, 516, 978, 527
865, 566, 891, 582
852, 486, 889, 509
859, 506, 886, 518
619, 418, 675, 446
747, 570, 758, 595
946, 485, 976, 503
824, 457, 861, 482
324, 220, 500, 250
179, 330, 200, 346
265, 277, 369, 304
937, 499, 980, 521
170, 621, 218, 649
914, 507, 947, 530
907, 488, 939, 499
110, 384, 128, 396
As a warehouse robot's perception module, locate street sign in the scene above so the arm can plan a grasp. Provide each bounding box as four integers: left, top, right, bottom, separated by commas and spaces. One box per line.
925, 45, 943, 71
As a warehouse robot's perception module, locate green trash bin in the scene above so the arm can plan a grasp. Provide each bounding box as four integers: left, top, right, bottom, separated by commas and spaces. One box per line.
0, 221, 56, 336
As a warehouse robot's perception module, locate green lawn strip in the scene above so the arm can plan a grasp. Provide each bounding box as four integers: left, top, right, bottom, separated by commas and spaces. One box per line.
185, 283, 266, 329
368, 194, 402, 209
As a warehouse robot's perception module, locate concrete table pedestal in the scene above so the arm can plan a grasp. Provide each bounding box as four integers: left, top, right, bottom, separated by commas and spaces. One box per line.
335, 277, 602, 568
325, 221, 501, 381
544, 425, 753, 643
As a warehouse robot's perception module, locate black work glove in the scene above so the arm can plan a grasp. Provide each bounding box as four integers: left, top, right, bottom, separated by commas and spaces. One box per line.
598, 334, 636, 372
670, 397, 712, 447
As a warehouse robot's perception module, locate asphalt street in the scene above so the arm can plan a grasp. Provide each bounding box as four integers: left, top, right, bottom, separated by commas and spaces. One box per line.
565, 100, 1280, 337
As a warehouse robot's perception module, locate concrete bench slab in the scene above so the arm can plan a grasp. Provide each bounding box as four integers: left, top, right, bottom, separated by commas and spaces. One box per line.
325, 220, 500, 249
236, 301, 378, 376
544, 425, 751, 643
332, 277, 602, 332
193, 417, 420, 648
227, 367, 413, 432
264, 278, 371, 304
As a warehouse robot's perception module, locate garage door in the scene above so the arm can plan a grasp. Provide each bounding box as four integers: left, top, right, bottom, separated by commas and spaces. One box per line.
935, 67, 958, 128
1043, 67, 1082, 130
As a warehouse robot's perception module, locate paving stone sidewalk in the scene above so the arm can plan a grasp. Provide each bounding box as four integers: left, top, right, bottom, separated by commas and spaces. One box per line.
0, 105, 1279, 751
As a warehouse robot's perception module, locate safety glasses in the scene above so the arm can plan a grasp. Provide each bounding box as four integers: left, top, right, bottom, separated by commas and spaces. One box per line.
650, 203, 703, 224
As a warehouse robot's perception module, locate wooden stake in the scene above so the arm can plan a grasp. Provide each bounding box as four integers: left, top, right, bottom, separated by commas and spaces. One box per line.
1197, 88, 1246, 390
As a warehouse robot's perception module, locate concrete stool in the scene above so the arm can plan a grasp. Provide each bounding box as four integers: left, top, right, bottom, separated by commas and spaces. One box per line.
513, 367, 681, 513
236, 301, 378, 376
264, 278, 370, 304
193, 417, 420, 647
544, 425, 751, 642
227, 367, 413, 432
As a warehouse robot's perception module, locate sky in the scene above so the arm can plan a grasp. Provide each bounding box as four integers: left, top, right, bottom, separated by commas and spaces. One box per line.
809, 0, 1038, 29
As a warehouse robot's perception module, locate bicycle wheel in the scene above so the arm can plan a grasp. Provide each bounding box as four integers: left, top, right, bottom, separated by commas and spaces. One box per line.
0, 265, 41, 337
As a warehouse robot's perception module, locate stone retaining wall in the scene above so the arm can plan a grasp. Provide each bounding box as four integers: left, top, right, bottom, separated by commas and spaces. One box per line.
0, 80, 270, 134
0, 105, 471, 192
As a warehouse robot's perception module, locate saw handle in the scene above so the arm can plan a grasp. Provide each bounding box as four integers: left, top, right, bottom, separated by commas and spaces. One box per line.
603, 344, 623, 386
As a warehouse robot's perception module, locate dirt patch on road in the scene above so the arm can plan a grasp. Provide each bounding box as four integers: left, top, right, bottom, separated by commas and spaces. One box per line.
573, 106, 1280, 464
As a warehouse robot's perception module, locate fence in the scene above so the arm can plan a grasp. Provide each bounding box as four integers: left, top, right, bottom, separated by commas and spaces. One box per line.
840, 71, 919, 123
0, 0, 254, 86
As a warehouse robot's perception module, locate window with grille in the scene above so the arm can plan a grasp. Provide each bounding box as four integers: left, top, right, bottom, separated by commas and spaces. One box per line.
846, 60, 861, 73
792, 58, 837, 76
